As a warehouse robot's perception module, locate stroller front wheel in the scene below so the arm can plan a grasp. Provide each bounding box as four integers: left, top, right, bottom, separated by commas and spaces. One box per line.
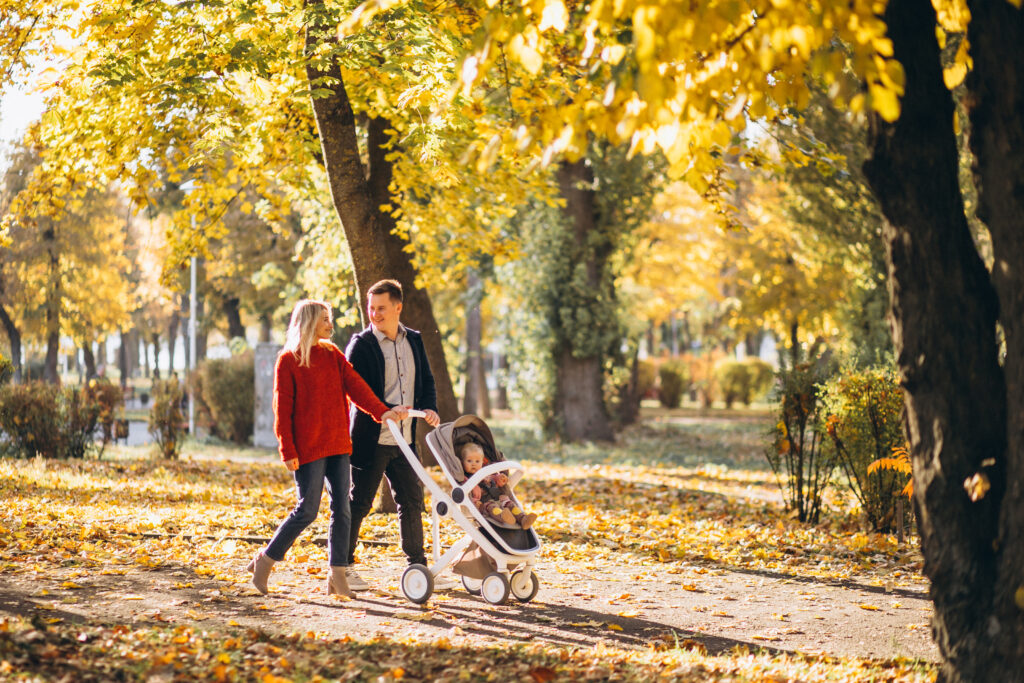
510, 570, 540, 602
481, 572, 510, 605
461, 575, 482, 595
401, 564, 434, 604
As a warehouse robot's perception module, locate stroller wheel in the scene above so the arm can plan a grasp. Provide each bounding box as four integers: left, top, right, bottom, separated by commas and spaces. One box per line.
481, 572, 510, 605
510, 570, 540, 602
401, 564, 434, 604
461, 575, 482, 595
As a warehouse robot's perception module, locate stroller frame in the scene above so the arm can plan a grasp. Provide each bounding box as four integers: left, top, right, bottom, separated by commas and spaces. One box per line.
386, 411, 541, 605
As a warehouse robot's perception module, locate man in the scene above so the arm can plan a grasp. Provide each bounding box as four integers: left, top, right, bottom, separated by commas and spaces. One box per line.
345, 279, 444, 591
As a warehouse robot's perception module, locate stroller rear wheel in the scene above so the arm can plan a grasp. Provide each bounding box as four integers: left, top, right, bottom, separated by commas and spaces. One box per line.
481, 572, 510, 605
401, 564, 434, 604
461, 575, 482, 595
510, 570, 540, 602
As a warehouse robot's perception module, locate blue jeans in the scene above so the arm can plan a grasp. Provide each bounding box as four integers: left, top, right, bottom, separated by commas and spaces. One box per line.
265, 454, 350, 567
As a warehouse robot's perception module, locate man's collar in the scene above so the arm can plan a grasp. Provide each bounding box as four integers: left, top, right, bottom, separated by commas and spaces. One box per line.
371, 323, 406, 342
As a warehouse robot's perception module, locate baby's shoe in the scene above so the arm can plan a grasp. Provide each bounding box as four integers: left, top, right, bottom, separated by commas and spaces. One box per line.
517, 512, 537, 529
498, 508, 517, 525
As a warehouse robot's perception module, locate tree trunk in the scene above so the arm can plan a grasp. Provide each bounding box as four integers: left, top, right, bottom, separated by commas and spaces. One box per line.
259, 313, 272, 343
223, 295, 246, 341
0, 303, 22, 383
552, 159, 614, 442
168, 312, 180, 374
463, 270, 483, 415
151, 333, 161, 379
862, 0, 1014, 677
303, 4, 458, 427
494, 352, 509, 410
82, 343, 97, 380
963, 0, 1024, 672
118, 328, 128, 388
43, 228, 60, 384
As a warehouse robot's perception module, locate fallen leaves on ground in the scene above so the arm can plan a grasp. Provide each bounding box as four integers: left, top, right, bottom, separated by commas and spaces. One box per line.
0, 615, 935, 682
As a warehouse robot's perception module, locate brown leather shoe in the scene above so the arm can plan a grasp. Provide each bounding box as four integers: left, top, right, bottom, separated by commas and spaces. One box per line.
327, 566, 355, 597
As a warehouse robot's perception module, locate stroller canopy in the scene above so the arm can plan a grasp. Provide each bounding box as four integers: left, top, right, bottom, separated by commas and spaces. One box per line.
430, 414, 504, 482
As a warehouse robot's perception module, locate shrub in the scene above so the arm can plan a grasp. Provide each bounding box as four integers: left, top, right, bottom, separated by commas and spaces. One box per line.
0, 382, 64, 458
194, 351, 254, 444
715, 358, 777, 408
765, 358, 838, 523
0, 353, 13, 385
63, 386, 104, 459
744, 358, 775, 404
821, 366, 907, 532
149, 379, 186, 459
657, 359, 689, 408
607, 357, 657, 426
87, 379, 124, 455
683, 351, 721, 407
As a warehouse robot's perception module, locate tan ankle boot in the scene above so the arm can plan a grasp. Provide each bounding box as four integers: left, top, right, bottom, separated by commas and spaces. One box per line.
327, 566, 354, 597
518, 512, 537, 530
247, 551, 275, 595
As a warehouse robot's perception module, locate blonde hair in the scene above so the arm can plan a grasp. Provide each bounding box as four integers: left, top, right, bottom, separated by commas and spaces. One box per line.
283, 299, 331, 367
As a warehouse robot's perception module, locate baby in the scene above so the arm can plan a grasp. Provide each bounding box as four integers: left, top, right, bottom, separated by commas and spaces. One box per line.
458, 441, 537, 530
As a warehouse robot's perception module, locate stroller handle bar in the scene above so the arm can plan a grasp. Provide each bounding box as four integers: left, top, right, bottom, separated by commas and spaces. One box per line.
397, 409, 426, 419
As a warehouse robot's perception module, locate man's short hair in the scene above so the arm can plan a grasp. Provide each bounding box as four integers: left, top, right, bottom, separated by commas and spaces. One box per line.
367, 279, 403, 303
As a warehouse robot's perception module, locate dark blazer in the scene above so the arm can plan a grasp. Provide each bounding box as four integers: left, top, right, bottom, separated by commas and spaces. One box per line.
346, 325, 438, 467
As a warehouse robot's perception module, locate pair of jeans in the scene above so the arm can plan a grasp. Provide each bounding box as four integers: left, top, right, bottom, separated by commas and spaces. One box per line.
265, 454, 350, 567
348, 444, 425, 566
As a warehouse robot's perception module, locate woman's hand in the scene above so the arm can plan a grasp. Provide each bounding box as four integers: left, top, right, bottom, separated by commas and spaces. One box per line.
381, 406, 409, 423
422, 409, 440, 427
284, 458, 299, 471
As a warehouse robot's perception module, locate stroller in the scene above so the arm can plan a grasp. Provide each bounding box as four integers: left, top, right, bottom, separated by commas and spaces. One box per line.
386, 411, 542, 605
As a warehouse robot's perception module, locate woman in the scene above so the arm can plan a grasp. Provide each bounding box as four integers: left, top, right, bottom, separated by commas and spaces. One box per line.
247, 299, 406, 597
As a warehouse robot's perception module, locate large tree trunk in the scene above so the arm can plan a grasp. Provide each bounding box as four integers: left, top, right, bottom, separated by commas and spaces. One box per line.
117, 328, 128, 389
223, 296, 246, 341
963, 0, 1024, 672
862, 0, 1013, 678
553, 159, 614, 442
0, 303, 22, 383
303, 3, 458, 427
43, 231, 60, 384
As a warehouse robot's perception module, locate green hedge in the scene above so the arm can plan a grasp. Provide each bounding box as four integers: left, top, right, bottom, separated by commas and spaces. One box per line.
715, 358, 775, 408
194, 351, 254, 444
657, 359, 689, 408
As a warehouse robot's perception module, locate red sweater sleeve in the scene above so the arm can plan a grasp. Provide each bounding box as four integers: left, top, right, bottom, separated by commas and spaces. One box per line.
273, 352, 299, 462
338, 350, 389, 421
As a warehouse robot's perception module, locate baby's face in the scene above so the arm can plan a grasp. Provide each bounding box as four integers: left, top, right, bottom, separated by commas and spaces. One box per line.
461, 448, 484, 474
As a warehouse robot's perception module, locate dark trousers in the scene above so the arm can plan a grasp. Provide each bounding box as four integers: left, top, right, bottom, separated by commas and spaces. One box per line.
265, 454, 351, 567
348, 444, 425, 566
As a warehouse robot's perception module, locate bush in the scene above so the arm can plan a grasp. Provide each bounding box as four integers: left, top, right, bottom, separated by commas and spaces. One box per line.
87, 379, 124, 454
683, 351, 722, 407
715, 358, 776, 408
194, 351, 254, 444
63, 386, 103, 459
0, 382, 64, 458
149, 379, 186, 459
821, 366, 907, 532
0, 353, 13, 385
765, 358, 838, 523
657, 359, 689, 408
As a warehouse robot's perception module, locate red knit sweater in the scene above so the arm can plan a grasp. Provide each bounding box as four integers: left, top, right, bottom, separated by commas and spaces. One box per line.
273, 342, 389, 465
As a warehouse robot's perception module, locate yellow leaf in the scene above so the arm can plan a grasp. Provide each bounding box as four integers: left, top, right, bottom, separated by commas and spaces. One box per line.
943, 63, 967, 89
607, 623, 623, 631
870, 83, 901, 122
859, 604, 880, 611
1015, 585, 1024, 610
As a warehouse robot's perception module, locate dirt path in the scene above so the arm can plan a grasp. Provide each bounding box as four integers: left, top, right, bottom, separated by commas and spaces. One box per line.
0, 545, 936, 663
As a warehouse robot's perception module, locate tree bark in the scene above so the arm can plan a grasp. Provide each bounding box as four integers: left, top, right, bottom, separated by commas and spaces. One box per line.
494, 352, 509, 410
0, 303, 22, 383
82, 343, 97, 380
862, 0, 1013, 678
223, 296, 246, 341
463, 270, 483, 415
259, 313, 272, 343
43, 225, 60, 384
552, 159, 614, 442
150, 333, 161, 379
168, 312, 180, 374
963, 0, 1024, 672
303, 3, 458, 427
118, 328, 128, 388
